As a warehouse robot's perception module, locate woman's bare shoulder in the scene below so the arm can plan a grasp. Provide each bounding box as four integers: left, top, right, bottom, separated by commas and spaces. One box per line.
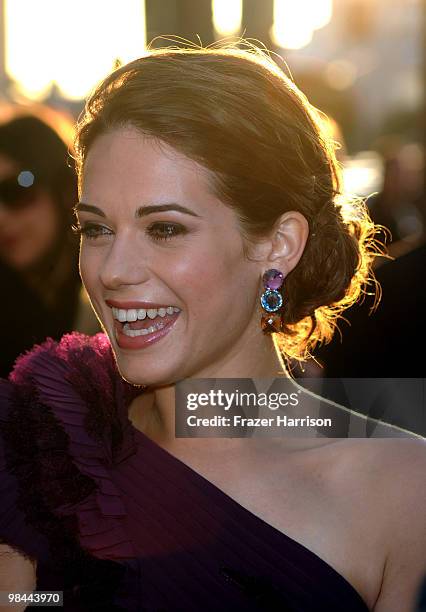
276, 437, 425, 532
305, 438, 426, 612
317, 437, 426, 491
303, 438, 426, 560
318, 438, 426, 611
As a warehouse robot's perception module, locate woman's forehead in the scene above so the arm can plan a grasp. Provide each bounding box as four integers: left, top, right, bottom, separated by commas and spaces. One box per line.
84, 128, 201, 185
80, 128, 231, 220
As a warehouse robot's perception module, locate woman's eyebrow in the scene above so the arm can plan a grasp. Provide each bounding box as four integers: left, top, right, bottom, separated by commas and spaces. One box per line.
136, 203, 202, 218
73, 202, 202, 218
73, 202, 105, 217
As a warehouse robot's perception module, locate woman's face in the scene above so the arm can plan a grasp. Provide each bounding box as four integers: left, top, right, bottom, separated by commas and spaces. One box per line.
0, 154, 60, 270
78, 127, 265, 386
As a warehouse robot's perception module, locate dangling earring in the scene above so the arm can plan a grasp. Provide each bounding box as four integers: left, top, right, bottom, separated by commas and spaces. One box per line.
260, 268, 285, 333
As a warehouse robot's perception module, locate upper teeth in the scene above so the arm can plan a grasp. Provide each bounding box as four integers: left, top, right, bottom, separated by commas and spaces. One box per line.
112, 306, 180, 322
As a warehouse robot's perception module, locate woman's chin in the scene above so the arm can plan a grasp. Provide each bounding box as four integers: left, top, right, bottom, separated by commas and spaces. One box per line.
115, 358, 182, 388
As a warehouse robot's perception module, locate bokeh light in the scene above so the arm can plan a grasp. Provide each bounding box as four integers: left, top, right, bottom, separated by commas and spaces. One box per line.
271, 0, 333, 50
325, 60, 358, 91
212, 0, 242, 37
5, 0, 146, 100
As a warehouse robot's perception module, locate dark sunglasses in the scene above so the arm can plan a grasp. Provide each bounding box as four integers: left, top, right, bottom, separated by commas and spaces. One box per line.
0, 173, 41, 211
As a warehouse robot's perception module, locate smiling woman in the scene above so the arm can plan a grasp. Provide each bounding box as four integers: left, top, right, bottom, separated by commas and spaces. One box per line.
0, 43, 425, 612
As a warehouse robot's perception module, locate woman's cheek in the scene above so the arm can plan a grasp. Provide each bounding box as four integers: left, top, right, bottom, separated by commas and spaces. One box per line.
78, 249, 97, 295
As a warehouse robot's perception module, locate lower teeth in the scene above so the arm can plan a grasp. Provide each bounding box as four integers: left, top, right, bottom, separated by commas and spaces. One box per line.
122, 321, 167, 337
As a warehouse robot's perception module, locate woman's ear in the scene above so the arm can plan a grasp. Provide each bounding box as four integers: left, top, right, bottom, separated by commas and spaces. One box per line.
265, 211, 310, 274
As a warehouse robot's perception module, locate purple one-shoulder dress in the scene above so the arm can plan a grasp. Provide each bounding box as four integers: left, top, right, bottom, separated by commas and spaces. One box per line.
0, 333, 369, 611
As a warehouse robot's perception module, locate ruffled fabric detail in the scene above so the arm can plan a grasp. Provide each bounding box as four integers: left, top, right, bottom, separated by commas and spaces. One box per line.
0, 379, 52, 565
1, 376, 131, 609
7, 332, 142, 561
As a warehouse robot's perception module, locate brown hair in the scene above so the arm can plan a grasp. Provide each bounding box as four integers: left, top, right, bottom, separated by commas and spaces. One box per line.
74, 42, 383, 362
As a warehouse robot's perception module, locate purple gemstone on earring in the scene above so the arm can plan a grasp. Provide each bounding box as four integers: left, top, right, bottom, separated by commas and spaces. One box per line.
262, 269, 284, 290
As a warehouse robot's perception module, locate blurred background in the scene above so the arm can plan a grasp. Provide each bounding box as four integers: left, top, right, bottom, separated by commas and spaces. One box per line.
0, 1, 424, 401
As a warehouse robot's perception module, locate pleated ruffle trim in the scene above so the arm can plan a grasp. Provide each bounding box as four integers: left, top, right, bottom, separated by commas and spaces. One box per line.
1, 332, 143, 608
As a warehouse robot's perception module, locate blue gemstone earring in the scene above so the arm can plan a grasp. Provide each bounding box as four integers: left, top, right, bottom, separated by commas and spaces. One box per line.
260, 269, 285, 333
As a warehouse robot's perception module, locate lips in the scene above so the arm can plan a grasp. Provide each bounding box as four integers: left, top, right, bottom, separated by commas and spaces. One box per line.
113, 310, 180, 350
105, 297, 181, 350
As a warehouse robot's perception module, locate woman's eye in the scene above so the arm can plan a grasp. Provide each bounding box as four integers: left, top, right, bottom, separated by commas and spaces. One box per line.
71, 223, 112, 239
71, 221, 188, 242
146, 222, 188, 241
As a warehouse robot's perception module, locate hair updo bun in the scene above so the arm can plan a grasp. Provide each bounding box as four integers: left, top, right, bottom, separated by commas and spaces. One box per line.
74, 40, 383, 362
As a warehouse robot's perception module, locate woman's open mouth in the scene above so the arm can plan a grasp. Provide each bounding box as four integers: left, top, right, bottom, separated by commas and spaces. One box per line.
111, 305, 181, 350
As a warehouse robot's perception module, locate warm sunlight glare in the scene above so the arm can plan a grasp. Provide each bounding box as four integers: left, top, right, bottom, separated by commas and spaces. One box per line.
271, 0, 333, 50
5, 0, 146, 100
343, 154, 383, 197
212, 0, 243, 37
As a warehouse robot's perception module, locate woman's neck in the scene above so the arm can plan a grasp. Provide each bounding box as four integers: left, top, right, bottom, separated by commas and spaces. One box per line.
128, 336, 289, 446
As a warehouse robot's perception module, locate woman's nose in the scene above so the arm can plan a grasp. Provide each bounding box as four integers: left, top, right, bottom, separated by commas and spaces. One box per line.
99, 236, 150, 290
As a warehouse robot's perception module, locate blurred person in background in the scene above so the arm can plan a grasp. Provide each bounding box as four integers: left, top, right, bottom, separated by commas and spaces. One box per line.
313, 237, 426, 380
308, 141, 425, 383
0, 111, 100, 377
368, 143, 424, 258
